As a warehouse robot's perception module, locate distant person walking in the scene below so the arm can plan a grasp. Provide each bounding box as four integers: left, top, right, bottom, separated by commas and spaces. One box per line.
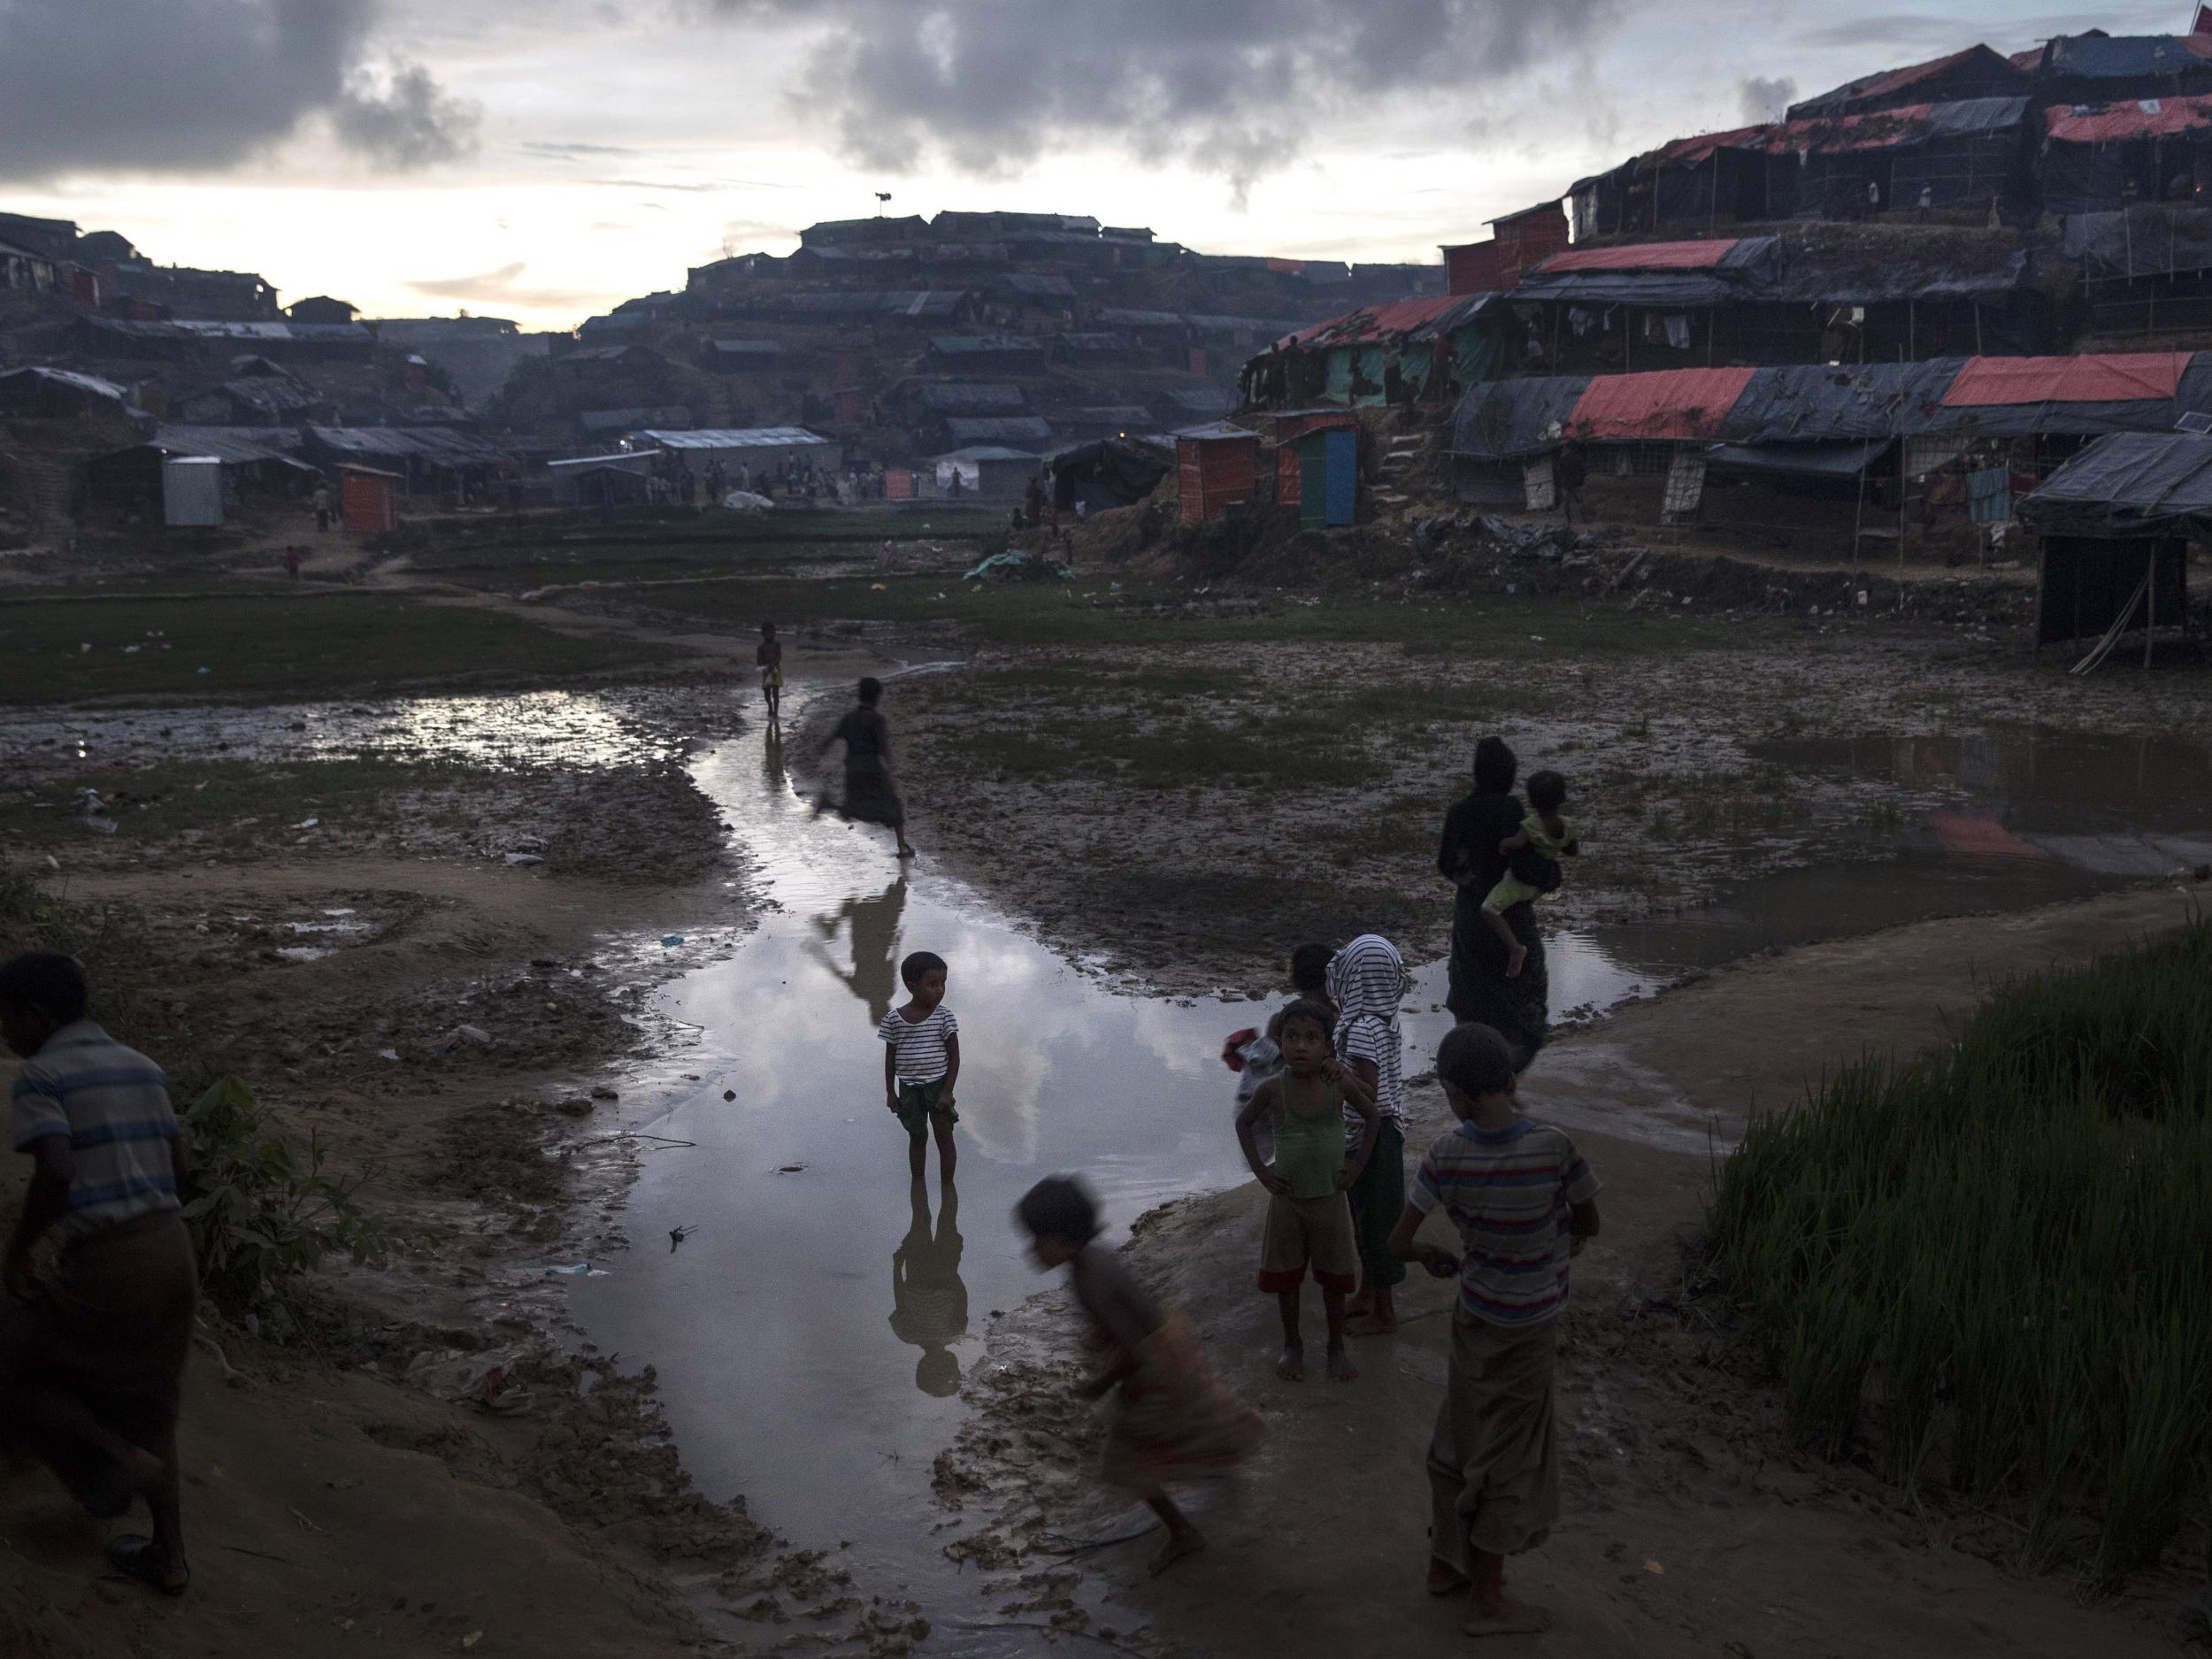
820, 676, 916, 858
1554, 442, 1586, 526
1437, 738, 1562, 1072
755, 620, 784, 726
311, 482, 333, 534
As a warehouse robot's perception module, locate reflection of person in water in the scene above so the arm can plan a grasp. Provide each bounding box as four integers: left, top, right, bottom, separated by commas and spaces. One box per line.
889, 1179, 967, 1396
813, 878, 906, 1025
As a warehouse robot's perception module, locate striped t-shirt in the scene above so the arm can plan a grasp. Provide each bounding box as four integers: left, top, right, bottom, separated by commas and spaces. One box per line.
9, 1020, 181, 1241
1410, 1117, 1599, 1327
1337, 1012, 1407, 1139
878, 1005, 958, 1083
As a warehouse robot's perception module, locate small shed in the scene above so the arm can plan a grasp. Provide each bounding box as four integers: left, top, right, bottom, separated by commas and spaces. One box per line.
162, 457, 224, 527
339, 465, 401, 534
1174, 421, 1261, 524
2016, 430, 2207, 661
1297, 427, 1358, 528
932, 445, 1039, 498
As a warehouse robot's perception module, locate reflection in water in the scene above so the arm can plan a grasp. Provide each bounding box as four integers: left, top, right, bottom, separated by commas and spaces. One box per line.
813, 878, 909, 1025
889, 1180, 968, 1397
761, 726, 787, 795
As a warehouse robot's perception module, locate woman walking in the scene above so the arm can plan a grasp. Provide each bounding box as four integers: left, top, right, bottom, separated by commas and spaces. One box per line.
820, 676, 916, 858
1436, 737, 1560, 1071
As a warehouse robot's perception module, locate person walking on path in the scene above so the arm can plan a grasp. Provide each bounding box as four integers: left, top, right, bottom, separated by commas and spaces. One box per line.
0, 951, 197, 1598
1437, 738, 1562, 1071
820, 676, 915, 858
312, 481, 334, 534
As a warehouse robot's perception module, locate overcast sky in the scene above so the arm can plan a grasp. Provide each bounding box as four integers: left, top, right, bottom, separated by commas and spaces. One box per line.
0, 0, 2183, 329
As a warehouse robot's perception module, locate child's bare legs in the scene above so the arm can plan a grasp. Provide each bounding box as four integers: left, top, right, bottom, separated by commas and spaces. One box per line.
1347, 1279, 1397, 1337
1274, 1287, 1304, 1380
1463, 1549, 1551, 1636
1143, 1489, 1205, 1574
907, 1130, 928, 1181
1482, 905, 1527, 978
1321, 1283, 1356, 1381
930, 1112, 956, 1182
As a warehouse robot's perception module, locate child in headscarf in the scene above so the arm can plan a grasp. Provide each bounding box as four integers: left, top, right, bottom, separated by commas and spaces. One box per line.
1328, 934, 1409, 1336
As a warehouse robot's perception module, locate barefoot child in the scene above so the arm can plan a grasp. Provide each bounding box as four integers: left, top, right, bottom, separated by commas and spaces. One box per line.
1329, 933, 1409, 1336
1217, 941, 1336, 1166
1016, 1176, 1262, 1575
1234, 998, 1376, 1383
1390, 1021, 1601, 1638
1481, 770, 1578, 979
879, 951, 958, 1181
755, 621, 784, 725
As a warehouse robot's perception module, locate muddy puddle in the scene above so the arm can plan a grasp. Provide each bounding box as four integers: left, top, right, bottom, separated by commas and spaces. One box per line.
0, 687, 702, 770
566, 686, 2210, 1646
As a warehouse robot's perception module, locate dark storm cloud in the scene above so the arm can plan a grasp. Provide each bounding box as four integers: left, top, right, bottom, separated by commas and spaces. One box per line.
706, 0, 1612, 192
0, 0, 478, 182
1737, 74, 1796, 122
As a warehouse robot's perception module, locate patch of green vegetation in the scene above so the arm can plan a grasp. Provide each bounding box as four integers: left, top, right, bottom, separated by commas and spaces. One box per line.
1709, 922, 2212, 1581
0, 756, 495, 852
0, 591, 687, 704
604, 572, 1746, 655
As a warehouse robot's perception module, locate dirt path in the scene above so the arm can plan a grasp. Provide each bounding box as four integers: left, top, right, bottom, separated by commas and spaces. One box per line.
947, 882, 2208, 1659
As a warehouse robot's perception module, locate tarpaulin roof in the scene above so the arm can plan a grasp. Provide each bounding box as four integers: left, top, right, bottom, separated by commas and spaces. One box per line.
144, 426, 318, 471
906, 381, 1025, 412
306, 426, 513, 464
1514, 237, 1782, 306
0, 366, 130, 401
927, 334, 1044, 353
1775, 243, 2029, 304
1707, 439, 1892, 476
2062, 206, 2212, 277
2040, 33, 2212, 82
1792, 45, 2021, 119
1173, 420, 1259, 443
1565, 366, 1757, 441
2017, 429, 2212, 533
1940, 353, 2189, 406
641, 426, 833, 449
1449, 352, 2212, 457
1054, 332, 1137, 351
941, 415, 1056, 444
2043, 90, 2212, 142
1646, 97, 2026, 170
1285, 292, 1496, 349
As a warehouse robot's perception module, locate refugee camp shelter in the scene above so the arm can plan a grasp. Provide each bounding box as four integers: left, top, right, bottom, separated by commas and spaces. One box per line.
162, 457, 223, 527
2041, 94, 2212, 214
1788, 43, 2030, 119
0, 366, 132, 418
1249, 295, 1502, 410
545, 450, 655, 507
339, 465, 400, 533
634, 426, 841, 476
1174, 421, 1261, 523
2017, 429, 2208, 658
1046, 437, 1171, 514
931, 446, 1038, 498
303, 426, 515, 497
84, 427, 318, 518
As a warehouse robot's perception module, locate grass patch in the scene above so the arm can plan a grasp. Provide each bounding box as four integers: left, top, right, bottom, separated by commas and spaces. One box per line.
0, 590, 687, 704
1708, 921, 2212, 1580
603, 572, 1744, 655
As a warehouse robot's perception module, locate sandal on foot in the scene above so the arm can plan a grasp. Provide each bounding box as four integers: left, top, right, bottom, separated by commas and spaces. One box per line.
107, 1534, 189, 1597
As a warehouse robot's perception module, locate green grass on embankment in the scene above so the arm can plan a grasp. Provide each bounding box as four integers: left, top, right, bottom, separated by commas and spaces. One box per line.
1708, 920, 2212, 1580
0, 590, 686, 704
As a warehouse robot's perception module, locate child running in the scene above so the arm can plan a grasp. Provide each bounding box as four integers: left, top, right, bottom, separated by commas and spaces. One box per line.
755, 621, 784, 726
1329, 933, 1409, 1337
1234, 997, 1377, 1382
1482, 770, 1578, 979
879, 950, 959, 1181
1016, 1175, 1262, 1575
1390, 1021, 1601, 1638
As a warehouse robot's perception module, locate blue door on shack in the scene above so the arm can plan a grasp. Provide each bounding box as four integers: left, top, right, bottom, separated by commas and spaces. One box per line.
1299, 426, 1356, 528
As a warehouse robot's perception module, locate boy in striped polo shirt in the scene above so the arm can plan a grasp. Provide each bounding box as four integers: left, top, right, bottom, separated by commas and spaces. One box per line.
1, 950, 197, 1597
1390, 1021, 1599, 1639
879, 949, 960, 1182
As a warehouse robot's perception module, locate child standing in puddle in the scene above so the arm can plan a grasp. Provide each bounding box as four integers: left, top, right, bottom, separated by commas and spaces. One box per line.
1483, 771, 1578, 979
1235, 997, 1377, 1382
1016, 1175, 1263, 1575
879, 950, 959, 1182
